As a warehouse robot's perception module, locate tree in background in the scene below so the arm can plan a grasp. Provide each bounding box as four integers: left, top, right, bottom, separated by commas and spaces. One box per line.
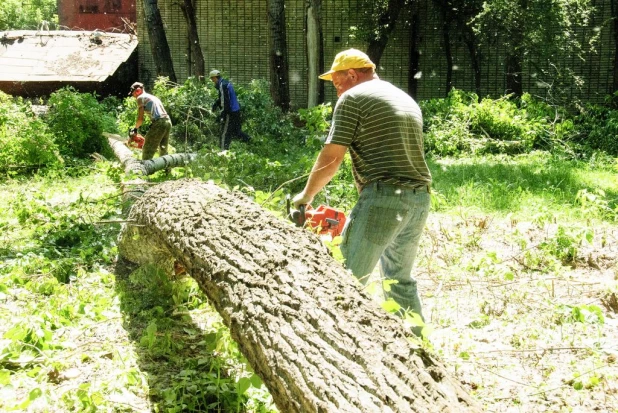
473, 0, 596, 101
363, 0, 407, 66
306, 0, 325, 107
457, 1, 484, 97
435, 0, 484, 97
355, 0, 407, 67
432, 0, 456, 94
267, 0, 290, 112
179, 0, 205, 79
0, 0, 57, 30
142, 0, 177, 83
610, 0, 618, 97
407, 10, 421, 99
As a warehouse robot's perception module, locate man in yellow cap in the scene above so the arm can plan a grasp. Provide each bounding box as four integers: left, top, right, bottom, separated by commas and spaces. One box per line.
293, 48, 432, 322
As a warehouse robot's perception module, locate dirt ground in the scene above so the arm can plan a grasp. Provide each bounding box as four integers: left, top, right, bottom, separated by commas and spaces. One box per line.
414, 212, 618, 412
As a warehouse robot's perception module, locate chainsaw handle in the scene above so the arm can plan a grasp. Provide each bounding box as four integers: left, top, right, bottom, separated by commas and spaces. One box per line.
286, 195, 307, 227
297, 204, 306, 226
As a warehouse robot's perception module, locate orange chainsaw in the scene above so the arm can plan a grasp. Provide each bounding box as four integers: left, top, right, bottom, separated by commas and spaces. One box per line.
286, 195, 347, 238
127, 128, 145, 149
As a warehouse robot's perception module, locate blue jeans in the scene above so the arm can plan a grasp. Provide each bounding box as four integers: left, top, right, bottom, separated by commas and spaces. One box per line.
340, 181, 431, 318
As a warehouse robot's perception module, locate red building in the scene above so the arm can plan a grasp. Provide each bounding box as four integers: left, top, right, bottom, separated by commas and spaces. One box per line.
58, 0, 136, 31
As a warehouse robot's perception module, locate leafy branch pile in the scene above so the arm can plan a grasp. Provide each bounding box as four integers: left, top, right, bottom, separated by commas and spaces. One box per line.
422, 89, 618, 158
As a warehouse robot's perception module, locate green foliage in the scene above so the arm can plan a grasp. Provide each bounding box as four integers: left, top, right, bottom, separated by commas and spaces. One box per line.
150, 77, 218, 148
0, 0, 57, 30
298, 104, 332, 136
422, 90, 561, 156
0, 92, 62, 174
472, 0, 597, 102
422, 89, 618, 157
571, 104, 618, 156
45, 88, 116, 159
539, 225, 593, 265
555, 304, 605, 325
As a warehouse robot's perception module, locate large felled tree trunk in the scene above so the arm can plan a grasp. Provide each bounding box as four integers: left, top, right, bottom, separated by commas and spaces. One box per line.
105, 133, 195, 177
142, 0, 177, 82
117, 178, 480, 412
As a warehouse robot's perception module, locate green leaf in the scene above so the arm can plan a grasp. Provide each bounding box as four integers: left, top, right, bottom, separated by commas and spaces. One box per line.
381, 298, 401, 313
236, 377, 251, 395
382, 279, 398, 292
29, 387, 42, 401
0, 369, 11, 385
250, 373, 263, 388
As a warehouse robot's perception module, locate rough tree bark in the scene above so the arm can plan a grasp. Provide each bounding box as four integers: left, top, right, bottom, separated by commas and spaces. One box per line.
142, 0, 177, 82
117, 178, 481, 413
267, 0, 291, 112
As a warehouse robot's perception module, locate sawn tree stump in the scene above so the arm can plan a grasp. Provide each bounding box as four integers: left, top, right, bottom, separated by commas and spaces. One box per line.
117, 178, 480, 413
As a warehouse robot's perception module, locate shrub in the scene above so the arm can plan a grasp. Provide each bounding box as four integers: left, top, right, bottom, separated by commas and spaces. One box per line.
151, 77, 218, 149
45, 87, 115, 159
0, 0, 57, 30
0, 92, 62, 174
421, 89, 580, 157
572, 104, 618, 156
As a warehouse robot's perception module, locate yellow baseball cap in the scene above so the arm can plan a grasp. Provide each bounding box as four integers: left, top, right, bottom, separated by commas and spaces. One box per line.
319, 48, 376, 81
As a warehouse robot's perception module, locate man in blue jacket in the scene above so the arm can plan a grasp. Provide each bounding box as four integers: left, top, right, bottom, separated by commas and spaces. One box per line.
209, 70, 251, 150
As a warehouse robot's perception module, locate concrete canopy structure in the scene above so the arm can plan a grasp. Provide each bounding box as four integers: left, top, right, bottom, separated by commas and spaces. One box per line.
0, 30, 138, 97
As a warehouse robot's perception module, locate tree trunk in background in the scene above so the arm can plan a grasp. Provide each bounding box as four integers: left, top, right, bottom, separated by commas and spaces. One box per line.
439, 3, 454, 95
306, 0, 324, 107
505, 52, 523, 97
366, 0, 406, 67
408, 11, 421, 99
432, 0, 457, 95
142, 0, 177, 82
463, 30, 482, 98
117, 178, 481, 413
180, 0, 205, 79
267, 0, 290, 112
610, 0, 618, 94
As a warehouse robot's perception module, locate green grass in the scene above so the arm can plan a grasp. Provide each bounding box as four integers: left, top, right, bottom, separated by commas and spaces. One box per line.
0, 164, 275, 413
429, 151, 618, 222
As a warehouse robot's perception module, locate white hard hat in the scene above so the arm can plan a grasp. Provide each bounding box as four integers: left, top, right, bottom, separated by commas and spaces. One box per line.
209, 69, 221, 78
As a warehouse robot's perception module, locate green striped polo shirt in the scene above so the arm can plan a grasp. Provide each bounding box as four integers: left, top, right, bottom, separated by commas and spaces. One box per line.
326, 79, 432, 190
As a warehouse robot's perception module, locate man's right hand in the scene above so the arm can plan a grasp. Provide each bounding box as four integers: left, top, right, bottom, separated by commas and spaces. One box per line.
292, 191, 314, 209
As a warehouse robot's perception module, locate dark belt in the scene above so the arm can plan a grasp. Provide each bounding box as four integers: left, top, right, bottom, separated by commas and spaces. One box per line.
372, 181, 431, 194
